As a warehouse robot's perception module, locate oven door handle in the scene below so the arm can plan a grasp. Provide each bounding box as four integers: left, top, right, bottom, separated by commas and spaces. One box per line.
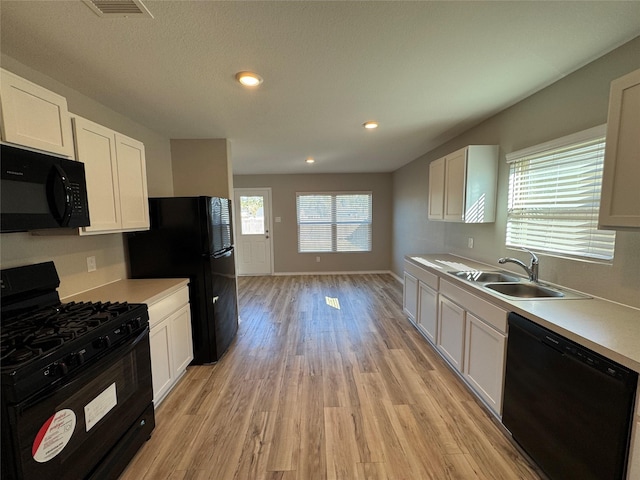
16, 326, 150, 412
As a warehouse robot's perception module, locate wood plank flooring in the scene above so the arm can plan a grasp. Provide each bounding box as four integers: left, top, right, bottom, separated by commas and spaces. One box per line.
120, 274, 542, 480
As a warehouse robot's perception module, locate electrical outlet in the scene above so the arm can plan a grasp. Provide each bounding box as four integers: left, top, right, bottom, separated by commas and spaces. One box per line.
468, 237, 474, 248
87, 256, 97, 272
316, 256, 320, 263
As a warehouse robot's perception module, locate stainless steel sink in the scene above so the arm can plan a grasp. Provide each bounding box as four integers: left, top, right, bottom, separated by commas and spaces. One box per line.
451, 271, 521, 283
484, 282, 565, 298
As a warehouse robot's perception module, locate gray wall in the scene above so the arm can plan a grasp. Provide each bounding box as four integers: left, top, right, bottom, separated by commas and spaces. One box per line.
0, 54, 174, 298
171, 139, 233, 198
392, 36, 640, 308
234, 173, 393, 273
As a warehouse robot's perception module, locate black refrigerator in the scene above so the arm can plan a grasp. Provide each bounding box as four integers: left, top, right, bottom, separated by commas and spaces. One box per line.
126, 196, 238, 364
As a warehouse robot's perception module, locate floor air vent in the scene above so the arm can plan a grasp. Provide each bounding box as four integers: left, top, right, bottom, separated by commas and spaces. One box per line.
83, 0, 153, 18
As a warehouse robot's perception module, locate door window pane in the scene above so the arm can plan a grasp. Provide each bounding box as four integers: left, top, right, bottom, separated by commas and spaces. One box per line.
240, 196, 265, 235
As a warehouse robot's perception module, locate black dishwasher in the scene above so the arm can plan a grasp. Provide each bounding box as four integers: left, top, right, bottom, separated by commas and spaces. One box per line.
503, 312, 637, 480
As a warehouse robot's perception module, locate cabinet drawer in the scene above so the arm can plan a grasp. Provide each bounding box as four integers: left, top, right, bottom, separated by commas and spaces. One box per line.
148, 287, 190, 328
440, 280, 507, 333
404, 261, 439, 290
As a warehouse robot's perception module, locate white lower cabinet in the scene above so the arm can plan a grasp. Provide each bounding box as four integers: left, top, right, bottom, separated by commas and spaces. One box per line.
403, 272, 418, 321
629, 420, 640, 480
170, 305, 195, 374
149, 315, 174, 404
405, 260, 439, 345
437, 296, 466, 372
437, 279, 507, 416
147, 287, 193, 406
464, 312, 506, 414
417, 282, 438, 344
628, 382, 640, 480
404, 261, 508, 417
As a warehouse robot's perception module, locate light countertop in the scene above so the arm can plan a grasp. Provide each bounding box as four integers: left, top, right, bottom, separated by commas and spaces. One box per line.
63, 278, 189, 306
405, 254, 640, 372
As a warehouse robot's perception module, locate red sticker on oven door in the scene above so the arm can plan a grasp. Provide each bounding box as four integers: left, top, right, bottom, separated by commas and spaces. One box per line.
32, 409, 76, 463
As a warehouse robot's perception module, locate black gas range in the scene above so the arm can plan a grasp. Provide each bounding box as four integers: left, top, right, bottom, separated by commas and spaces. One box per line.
1, 262, 155, 480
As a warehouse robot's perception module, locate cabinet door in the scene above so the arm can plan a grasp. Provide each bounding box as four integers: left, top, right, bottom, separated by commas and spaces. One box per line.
599, 68, 640, 230
149, 318, 174, 406
428, 157, 445, 220
403, 273, 419, 321
463, 313, 506, 415
0, 69, 75, 158
437, 296, 465, 372
417, 282, 437, 344
115, 134, 150, 231
170, 305, 194, 375
73, 116, 122, 233
444, 148, 467, 221
629, 419, 640, 480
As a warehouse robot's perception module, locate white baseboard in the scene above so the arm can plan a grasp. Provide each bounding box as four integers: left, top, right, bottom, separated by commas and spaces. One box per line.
271, 270, 393, 277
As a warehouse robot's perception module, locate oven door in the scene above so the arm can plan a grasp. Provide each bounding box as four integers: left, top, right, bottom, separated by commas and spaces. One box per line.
2, 328, 154, 480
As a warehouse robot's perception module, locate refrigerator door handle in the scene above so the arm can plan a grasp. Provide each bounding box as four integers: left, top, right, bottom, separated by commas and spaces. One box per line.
212, 296, 219, 304
212, 246, 234, 259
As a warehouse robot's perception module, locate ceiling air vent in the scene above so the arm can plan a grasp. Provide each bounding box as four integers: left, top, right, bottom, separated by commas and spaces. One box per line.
82, 0, 154, 18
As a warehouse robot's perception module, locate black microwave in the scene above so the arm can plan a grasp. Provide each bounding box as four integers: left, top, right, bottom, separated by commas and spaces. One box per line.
1, 144, 90, 233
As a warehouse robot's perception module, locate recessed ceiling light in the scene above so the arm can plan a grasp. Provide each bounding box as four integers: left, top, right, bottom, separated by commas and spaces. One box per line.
306, 157, 315, 164
363, 121, 379, 129
235, 71, 263, 87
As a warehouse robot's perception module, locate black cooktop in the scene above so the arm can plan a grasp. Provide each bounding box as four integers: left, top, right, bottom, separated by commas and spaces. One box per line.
1, 300, 139, 369
1, 261, 149, 403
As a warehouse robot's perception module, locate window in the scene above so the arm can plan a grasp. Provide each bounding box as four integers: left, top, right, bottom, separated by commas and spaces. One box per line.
505, 125, 615, 261
296, 192, 372, 252
239, 195, 265, 234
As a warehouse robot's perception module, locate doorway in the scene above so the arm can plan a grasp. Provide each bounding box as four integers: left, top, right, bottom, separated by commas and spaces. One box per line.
234, 188, 273, 275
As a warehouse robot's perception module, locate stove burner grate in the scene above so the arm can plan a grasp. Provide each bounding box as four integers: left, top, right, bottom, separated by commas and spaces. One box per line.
1, 300, 136, 370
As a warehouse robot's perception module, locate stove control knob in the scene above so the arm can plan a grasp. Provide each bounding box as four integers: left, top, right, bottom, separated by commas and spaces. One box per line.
94, 335, 112, 349
44, 362, 68, 378
129, 317, 142, 331
55, 362, 69, 376
121, 322, 134, 335
68, 351, 86, 366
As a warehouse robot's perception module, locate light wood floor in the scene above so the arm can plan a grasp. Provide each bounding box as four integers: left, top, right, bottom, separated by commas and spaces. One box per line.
120, 274, 542, 480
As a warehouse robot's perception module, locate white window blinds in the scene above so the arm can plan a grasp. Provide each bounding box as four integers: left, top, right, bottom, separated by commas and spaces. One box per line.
296, 192, 372, 253
505, 125, 615, 261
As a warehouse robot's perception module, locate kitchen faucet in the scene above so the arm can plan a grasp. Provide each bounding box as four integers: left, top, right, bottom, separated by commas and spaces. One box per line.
498, 248, 539, 283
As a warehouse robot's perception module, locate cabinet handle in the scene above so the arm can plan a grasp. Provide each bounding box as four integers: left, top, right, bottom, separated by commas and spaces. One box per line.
212, 296, 219, 304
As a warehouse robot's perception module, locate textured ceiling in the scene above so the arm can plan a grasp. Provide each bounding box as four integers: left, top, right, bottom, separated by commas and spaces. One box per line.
1, 1, 639, 174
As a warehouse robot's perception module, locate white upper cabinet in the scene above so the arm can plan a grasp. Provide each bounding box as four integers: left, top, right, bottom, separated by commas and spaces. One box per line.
0, 69, 75, 158
599, 68, 640, 231
115, 134, 149, 231
428, 145, 498, 223
72, 115, 149, 234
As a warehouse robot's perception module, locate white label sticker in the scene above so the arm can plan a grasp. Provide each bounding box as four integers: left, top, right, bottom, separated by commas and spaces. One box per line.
84, 383, 117, 432
32, 409, 76, 463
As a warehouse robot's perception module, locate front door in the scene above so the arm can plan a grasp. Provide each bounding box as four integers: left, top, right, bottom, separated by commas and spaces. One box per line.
234, 188, 273, 275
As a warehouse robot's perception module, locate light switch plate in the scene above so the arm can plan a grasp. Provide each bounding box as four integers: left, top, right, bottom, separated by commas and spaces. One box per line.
87, 256, 97, 272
